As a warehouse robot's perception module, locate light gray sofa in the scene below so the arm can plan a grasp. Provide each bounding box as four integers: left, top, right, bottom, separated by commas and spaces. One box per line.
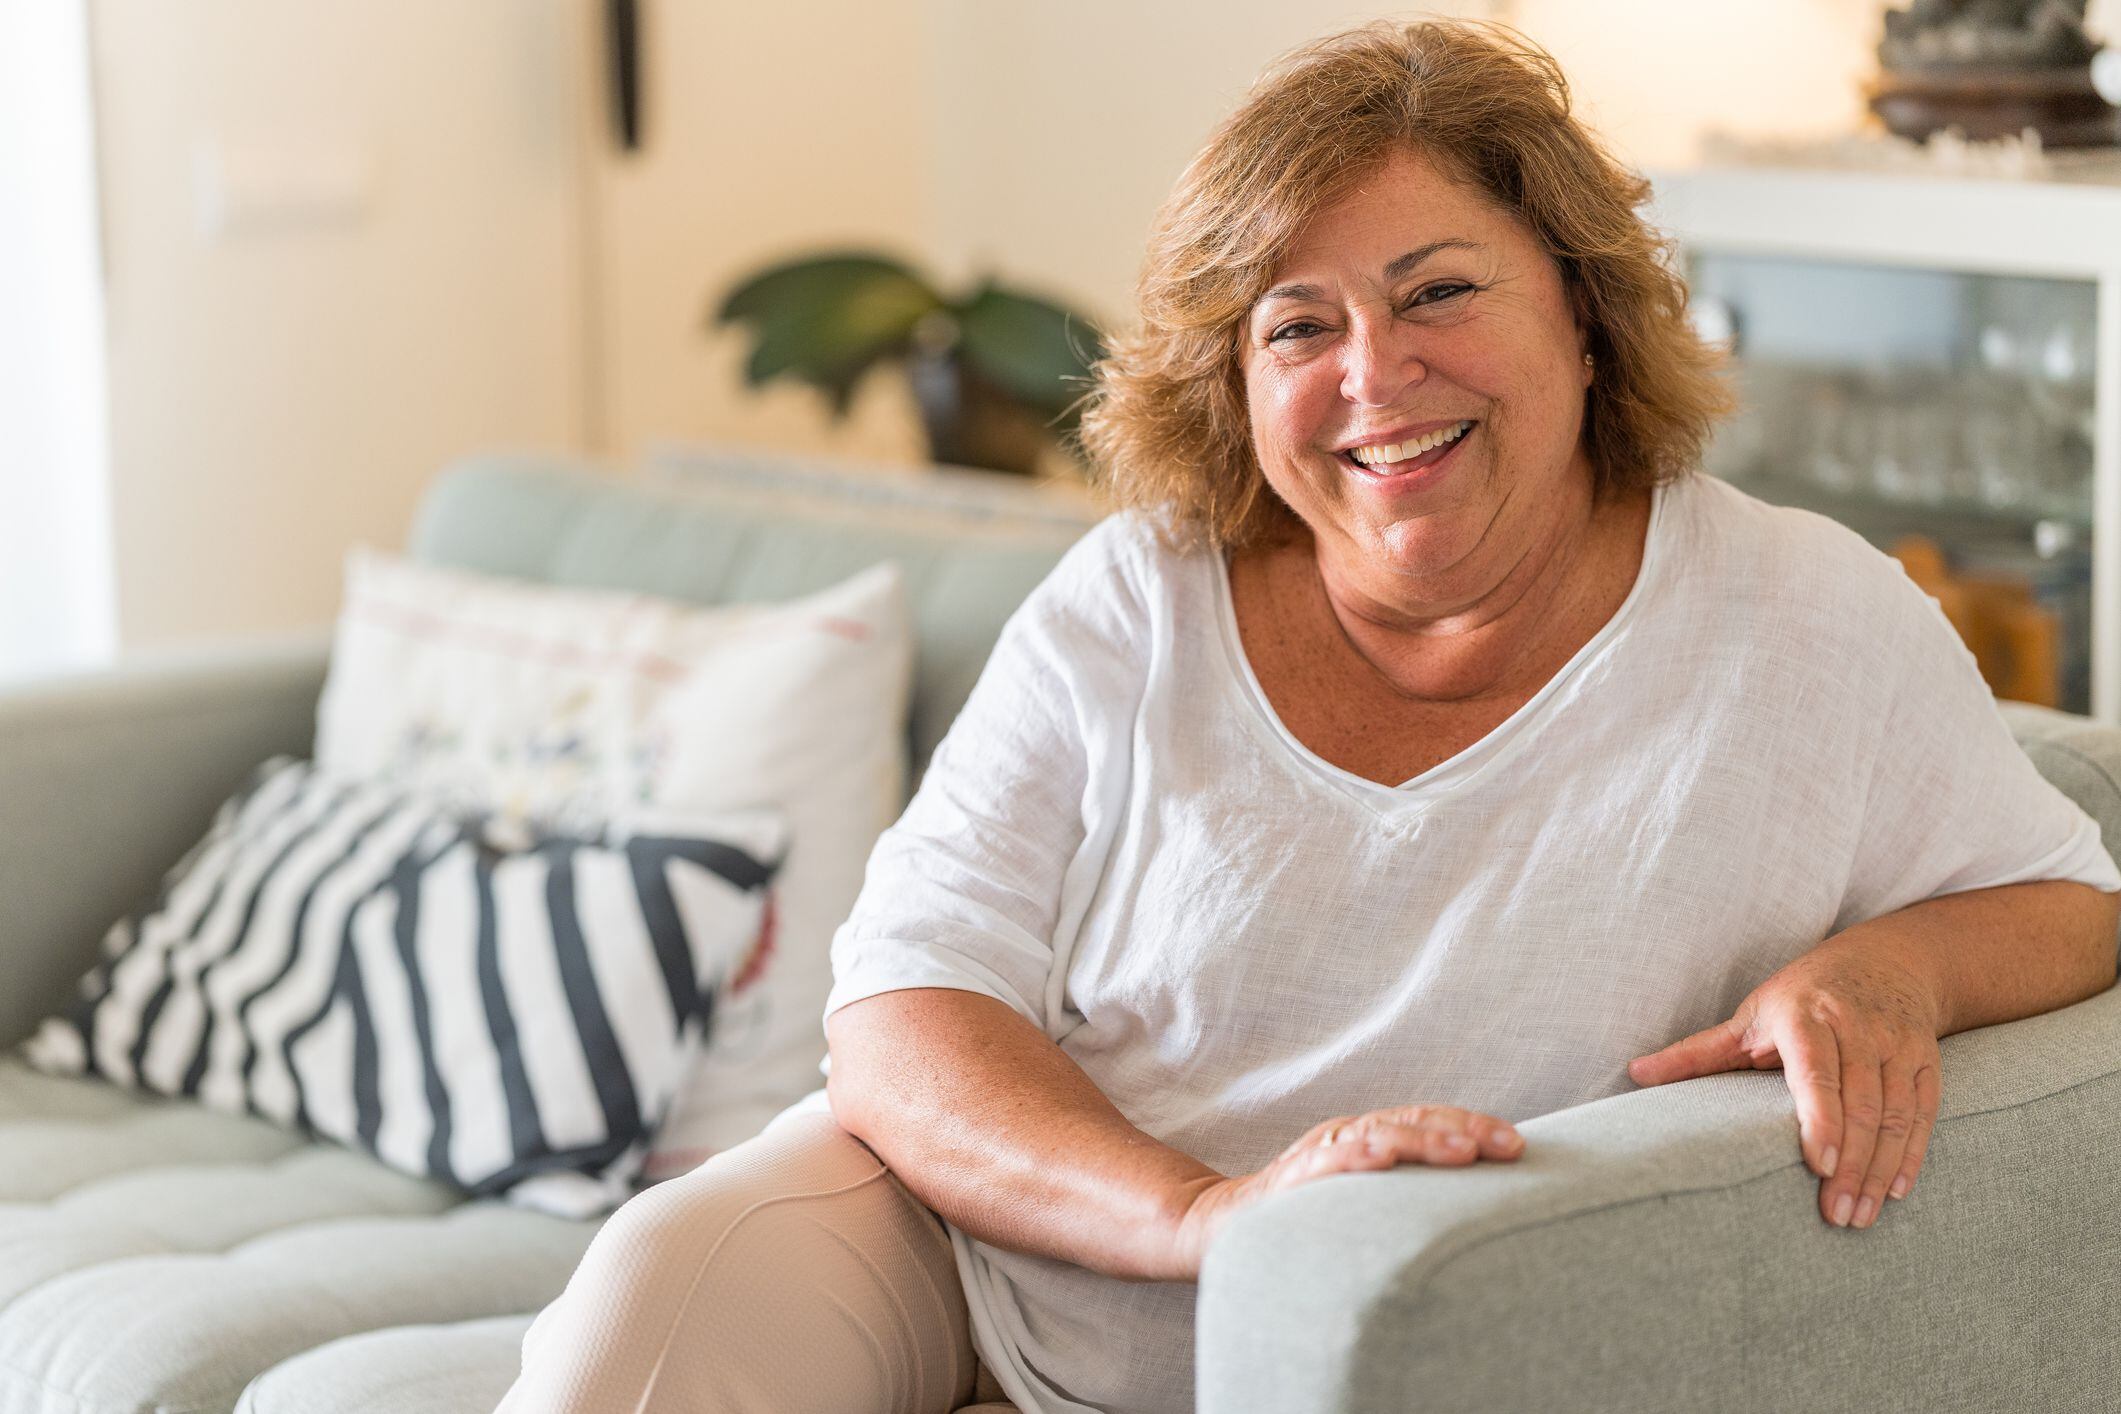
4, 454, 2119, 1413
0, 453, 1089, 1414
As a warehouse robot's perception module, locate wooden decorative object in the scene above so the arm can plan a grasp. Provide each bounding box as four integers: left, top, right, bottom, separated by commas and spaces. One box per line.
1868, 67, 2120, 146
1872, 0, 2118, 148
1891, 534, 2061, 707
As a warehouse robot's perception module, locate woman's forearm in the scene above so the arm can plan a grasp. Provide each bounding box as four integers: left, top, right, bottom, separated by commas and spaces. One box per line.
1827, 879, 2120, 1037
824, 987, 1221, 1283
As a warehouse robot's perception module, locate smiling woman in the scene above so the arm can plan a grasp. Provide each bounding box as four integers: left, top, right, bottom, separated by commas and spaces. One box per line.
498, 19, 2121, 1414
1081, 21, 1729, 554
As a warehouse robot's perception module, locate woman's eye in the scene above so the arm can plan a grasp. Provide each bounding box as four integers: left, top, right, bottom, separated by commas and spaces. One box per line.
1406, 282, 1474, 308
1264, 286, 1471, 344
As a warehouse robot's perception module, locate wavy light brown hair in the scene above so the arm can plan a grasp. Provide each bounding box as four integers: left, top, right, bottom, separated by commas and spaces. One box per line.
1077, 18, 1733, 550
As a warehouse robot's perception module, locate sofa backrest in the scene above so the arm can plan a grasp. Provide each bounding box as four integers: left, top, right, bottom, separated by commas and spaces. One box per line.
403, 452, 1098, 786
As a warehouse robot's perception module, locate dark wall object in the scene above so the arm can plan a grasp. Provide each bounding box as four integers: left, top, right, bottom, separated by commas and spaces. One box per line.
1871, 0, 2119, 146
607, 0, 643, 152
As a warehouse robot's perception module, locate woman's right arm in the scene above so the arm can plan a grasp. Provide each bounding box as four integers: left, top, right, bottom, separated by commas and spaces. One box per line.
826, 986, 1222, 1282
827, 985, 1526, 1283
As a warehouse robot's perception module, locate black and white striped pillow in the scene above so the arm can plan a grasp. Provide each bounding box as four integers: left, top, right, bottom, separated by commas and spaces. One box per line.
21, 755, 784, 1217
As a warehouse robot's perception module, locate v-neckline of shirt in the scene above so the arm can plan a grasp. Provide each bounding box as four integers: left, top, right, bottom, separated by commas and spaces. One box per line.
1208, 478, 1674, 820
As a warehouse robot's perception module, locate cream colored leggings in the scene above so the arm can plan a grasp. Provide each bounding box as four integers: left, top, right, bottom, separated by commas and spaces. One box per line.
494, 1097, 1018, 1413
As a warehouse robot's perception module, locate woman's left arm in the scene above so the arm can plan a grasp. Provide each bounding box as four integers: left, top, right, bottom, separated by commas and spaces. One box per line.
1628, 879, 2119, 1233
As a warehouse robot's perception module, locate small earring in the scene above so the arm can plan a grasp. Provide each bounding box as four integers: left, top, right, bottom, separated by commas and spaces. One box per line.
1582, 352, 1595, 368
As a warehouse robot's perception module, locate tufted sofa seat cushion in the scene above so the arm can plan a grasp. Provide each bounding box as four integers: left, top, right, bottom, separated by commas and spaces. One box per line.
234, 1315, 533, 1414
0, 1058, 594, 1414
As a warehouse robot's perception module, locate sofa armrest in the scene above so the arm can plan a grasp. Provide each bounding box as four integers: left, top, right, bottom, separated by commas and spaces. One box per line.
1199, 983, 2121, 1413
0, 633, 330, 1049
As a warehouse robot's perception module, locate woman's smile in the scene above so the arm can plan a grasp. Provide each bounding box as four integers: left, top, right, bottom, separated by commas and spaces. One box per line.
1338, 418, 1478, 492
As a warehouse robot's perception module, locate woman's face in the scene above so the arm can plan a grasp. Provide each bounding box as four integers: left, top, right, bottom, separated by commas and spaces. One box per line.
1240, 146, 1596, 599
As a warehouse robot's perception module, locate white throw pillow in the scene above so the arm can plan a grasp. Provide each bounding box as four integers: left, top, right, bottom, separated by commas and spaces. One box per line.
314, 547, 913, 1175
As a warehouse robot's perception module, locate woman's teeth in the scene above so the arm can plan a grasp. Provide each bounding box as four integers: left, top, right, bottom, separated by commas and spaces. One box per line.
1349, 420, 1474, 466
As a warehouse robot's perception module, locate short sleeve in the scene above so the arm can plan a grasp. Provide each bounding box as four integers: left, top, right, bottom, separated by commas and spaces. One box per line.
1833, 558, 2121, 934
817, 518, 1151, 1068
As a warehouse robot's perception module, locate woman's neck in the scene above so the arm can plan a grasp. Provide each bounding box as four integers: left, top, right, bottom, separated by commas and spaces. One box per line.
1297, 481, 1651, 707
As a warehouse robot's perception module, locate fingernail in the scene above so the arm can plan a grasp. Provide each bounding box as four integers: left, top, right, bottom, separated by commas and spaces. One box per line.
1442, 1133, 1473, 1153
1493, 1129, 1522, 1152
1832, 1194, 1854, 1227
1821, 1146, 1838, 1178
1854, 1197, 1876, 1228
1889, 1176, 1909, 1200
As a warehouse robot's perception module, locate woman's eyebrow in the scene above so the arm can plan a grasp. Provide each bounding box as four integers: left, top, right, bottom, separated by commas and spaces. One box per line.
1256, 238, 1486, 309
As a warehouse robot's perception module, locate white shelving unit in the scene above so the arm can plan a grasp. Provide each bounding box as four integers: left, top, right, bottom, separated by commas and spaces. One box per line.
1647, 160, 2121, 722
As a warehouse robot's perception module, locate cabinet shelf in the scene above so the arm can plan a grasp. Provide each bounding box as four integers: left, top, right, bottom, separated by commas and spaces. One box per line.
1651, 161, 2121, 722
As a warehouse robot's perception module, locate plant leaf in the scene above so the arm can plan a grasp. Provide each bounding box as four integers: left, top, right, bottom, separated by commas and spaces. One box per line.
714, 254, 946, 415
952, 284, 1105, 426
714, 253, 934, 325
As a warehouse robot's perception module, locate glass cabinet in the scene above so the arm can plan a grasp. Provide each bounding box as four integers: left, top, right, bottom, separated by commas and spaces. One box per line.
1650, 163, 2121, 721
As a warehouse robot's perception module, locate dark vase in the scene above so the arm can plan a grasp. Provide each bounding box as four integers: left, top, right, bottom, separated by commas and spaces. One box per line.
905, 345, 1050, 476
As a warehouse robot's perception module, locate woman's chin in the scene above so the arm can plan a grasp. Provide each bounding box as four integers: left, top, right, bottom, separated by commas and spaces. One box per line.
1341, 469, 1490, 570
1368, 512, 1485, 578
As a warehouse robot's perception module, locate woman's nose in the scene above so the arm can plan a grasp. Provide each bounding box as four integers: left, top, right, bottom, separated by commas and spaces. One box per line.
1339, 313, 1426, 407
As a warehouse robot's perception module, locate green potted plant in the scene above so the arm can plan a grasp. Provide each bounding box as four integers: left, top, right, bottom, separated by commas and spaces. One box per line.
710, 252, 1105, 476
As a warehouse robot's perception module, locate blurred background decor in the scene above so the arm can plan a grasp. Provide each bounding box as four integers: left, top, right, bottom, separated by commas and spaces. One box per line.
8, 0, 2121, 714
1870, 0, 2119, 145
713, 253, 1104, 476
1656, 164, 2114, 716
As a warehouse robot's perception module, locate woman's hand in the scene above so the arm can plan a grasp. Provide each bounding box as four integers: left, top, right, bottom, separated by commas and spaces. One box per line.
1163, 1105, 1524, 1280
1627, 940, 1945, 1232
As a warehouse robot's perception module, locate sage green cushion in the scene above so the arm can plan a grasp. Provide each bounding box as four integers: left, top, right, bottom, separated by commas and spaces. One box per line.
234, 1316, 534, 1414
0, 1060, 596, 1414
406, 454, 1093, 780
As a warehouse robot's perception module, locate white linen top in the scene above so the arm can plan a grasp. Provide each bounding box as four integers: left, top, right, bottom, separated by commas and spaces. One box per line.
817, 470, 2121, 1414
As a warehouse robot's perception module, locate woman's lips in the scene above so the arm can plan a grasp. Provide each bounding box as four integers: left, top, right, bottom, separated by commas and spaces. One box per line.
1340, 422, 1474, 485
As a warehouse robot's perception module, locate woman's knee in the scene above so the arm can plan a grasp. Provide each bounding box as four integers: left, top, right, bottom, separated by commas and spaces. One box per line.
507, 1108, 977, 1412
567, 1111, 899, 1313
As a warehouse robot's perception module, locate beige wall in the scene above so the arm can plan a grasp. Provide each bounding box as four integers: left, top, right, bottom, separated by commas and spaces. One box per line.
92, 0, 594, 651
91, 0, 939, 652
1504, 0, 1880, 170
91, 0, 2121, 648
921, 1, 1498, 332
918, 1, 2116, 327
588, 1, 935, 469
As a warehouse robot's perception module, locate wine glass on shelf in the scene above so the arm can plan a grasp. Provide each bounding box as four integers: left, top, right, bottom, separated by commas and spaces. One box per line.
1901, 373, 1956, 509
1870, 399, 1914, 504
1805, 371, 1861, 499
1961, 380, 2037, 514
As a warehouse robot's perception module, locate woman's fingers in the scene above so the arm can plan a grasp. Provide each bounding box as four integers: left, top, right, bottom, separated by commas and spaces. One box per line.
1297, 1106, 1522, 1175
1823, 1032, 1884, 1229
1890, 1062, 1941, 1201
1353, 1108, 1522, 1165
1774, 1013, 1844, 1179
1850, 1056, 1921, 1228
